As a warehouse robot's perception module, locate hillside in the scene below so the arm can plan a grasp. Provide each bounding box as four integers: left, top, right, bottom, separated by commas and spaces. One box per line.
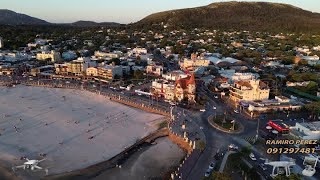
0, 9, 49, 25
70, 21, 120, 27
136, 1, 320, 32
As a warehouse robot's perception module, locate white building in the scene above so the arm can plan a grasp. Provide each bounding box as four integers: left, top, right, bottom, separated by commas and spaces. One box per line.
162, 70, 188, 81
300, 55, 320, 66
292, 122, 320, 140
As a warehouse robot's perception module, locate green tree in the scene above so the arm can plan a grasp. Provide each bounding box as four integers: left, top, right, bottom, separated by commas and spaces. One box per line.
210, 172, 231, 180
304, 102, 320, 120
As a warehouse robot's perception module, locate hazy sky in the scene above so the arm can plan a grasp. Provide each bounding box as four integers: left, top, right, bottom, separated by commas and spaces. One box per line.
0, 0, 319, 23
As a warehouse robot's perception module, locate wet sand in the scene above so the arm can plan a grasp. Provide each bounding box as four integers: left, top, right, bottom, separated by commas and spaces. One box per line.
93, 137, 186, 180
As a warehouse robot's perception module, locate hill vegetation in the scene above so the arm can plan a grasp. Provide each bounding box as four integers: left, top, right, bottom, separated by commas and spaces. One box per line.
136, 1, 320, 33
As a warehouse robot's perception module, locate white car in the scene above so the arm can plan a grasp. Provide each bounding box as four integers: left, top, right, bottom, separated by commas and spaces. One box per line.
249, 153, 257, 161
214, 95, 218, 99
228, 144, 239, 151
213, 106, 217, 110
200, 109, 206, 112
208, 162, 215, 170
234, 109, 239, 114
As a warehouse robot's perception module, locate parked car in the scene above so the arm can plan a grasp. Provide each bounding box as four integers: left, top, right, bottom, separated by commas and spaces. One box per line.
249, 153, 257, 161
213, 106, 217, 110
200, 109, 206, 112
259, 164, 267, 171
234, 109, 239, 114
209, 162, 216, 170
214, 95, 218, 99
204, 169, 212, 177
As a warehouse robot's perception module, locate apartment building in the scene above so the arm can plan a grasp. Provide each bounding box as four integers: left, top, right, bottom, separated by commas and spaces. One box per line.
97, 65, 122, 80
230, 80, 270, 102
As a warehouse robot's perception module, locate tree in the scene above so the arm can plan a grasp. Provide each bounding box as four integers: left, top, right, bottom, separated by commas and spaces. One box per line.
210, 172, 231, 180
274, 173, 302, 180
133, 70, 144, 80
304, 102, 320, 120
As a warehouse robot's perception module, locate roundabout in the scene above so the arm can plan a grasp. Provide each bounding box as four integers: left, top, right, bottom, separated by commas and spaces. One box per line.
207, 115, 244, 134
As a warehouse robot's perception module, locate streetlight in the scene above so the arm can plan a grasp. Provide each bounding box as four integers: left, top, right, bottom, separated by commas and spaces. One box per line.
255, 117, 261, 143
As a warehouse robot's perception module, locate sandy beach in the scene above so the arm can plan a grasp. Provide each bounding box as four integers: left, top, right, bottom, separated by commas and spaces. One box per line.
93, 137, 186, 180
0, 85, 164, 177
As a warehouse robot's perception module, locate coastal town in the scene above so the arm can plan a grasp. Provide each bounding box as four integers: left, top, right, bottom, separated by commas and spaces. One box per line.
1, 1, 320, 180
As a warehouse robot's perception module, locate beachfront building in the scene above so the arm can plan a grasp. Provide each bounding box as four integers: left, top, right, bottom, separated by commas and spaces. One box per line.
175, 73, 196, 103
54, 58, 89, 76
36, 51, 61, 62
86, 67, 98, 77
230, 80, 270, 102
97, 65, 122, 80
151, 74, 196, 103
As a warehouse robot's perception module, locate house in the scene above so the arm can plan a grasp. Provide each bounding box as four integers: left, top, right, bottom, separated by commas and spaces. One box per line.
230, 80, 270, 102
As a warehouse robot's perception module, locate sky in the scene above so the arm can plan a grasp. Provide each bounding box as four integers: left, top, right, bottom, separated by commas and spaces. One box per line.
0, 0, 319, 24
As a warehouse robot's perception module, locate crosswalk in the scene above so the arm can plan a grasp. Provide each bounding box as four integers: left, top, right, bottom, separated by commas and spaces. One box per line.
241, 136, 257, 144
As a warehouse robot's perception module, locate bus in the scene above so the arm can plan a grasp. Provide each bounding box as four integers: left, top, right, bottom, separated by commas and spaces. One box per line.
267, 120, 289, 135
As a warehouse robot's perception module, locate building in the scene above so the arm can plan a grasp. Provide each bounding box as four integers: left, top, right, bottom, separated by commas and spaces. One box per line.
291, 122, 320, 140
54, 58, 89, 76
181, 58, 211, 70
67, 59, 89, 76
132, 48, 147, 55
220, 72, 259, 83
247, 96, 303, 113
175, 74, 196, 103
94, 51, 122, 59
230, 80, 270, 102
97, 65, 122, 80
151, 79, 174, 99
30, 65, 54, 76
151, 74, 196, 103
86, 67, 98, 77
146, 65, 163, 76
36, 51, 61, 62
0, 37, 3, 48
54, 63, 69, 75
162, 70, 188, 81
